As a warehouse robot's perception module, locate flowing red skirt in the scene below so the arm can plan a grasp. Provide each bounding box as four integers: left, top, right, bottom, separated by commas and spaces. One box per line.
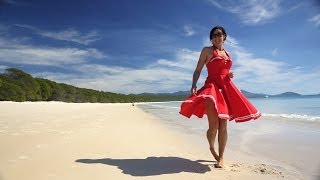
179, 81, 261, 123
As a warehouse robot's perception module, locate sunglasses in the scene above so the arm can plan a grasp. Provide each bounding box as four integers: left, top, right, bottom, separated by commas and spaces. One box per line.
213, 32, 224, 38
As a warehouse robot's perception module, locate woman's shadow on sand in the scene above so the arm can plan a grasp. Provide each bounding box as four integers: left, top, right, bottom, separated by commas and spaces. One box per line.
76, 156, 213, 176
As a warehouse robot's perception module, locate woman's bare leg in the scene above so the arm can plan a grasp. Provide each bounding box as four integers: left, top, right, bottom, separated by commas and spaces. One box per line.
205, 99, 219, 161
216, 119, 228, 168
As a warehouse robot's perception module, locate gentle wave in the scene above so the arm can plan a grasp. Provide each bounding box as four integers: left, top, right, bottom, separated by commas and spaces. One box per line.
139, 103, 320, 122
146, 104, 179, 109
263, 113, 320, 122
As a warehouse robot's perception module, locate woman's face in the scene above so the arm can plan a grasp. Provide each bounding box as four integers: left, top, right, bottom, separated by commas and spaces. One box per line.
212, 29, 224, 46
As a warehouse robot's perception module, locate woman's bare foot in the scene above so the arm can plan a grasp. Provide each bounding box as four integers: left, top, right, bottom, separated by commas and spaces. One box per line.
215, 157, 224, 168
209, 147, 219, 161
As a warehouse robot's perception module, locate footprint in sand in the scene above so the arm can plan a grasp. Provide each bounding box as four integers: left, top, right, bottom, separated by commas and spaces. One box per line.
228, 162, 284, 178
249, 163, 284, 177
229, 163, 243, 172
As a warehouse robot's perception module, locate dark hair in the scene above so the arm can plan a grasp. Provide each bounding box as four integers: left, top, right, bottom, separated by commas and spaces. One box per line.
210, 26, 227, 41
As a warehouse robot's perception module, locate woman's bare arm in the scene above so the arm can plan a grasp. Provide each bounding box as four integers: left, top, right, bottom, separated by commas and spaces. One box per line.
191, 47, 208, 94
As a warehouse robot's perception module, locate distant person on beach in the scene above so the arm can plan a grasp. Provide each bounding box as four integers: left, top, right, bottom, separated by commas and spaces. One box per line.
179, 26, 261, 168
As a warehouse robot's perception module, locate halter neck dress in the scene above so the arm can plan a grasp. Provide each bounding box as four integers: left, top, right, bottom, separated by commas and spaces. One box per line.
179, 47, 261, 122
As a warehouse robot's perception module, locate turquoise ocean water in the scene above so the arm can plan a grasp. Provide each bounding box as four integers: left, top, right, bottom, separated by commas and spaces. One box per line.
138, 96, 320, 124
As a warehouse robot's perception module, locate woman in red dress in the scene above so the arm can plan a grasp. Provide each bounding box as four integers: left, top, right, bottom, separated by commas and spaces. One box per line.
179, 26, 261, 168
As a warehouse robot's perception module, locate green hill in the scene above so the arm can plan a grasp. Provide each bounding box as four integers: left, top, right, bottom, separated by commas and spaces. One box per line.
0, 68, 187, 103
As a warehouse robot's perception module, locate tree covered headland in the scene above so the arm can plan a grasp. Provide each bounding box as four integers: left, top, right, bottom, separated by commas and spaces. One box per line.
0, 68, 187, 103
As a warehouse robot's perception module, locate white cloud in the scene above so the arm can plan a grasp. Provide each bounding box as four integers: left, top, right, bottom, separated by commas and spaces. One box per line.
287, 3, 303, 12
29, 38, 320, 95
224, 36, 320, 94
153, 48, 200, 70
0, 25, 196, 94
40, 29, 101, 45
33, 63, 194, 94
207, 0, 282, 25
183, 25, 195, 36
0, 37, 106, 66
225, 36, 239, 48
15, 24, 102, 45
32, 48, 205, 94
308, 14, 320, 26
2, 23, 319, 95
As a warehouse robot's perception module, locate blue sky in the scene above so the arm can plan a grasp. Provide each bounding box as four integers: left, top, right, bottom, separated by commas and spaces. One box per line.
0, 0, 319, 95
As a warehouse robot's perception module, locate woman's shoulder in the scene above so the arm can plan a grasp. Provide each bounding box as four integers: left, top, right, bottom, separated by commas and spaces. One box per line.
202, 46, 213, 50
201, 46, 213, 54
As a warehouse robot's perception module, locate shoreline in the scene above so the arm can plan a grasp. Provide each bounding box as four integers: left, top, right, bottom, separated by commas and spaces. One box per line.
138, 102, 320, 180
0, 101, 305, 179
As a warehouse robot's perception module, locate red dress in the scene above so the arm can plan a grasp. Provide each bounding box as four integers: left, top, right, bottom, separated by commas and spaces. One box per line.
179, 48, 261, 123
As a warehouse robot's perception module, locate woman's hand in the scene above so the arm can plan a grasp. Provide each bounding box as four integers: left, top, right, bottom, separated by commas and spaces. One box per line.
190, 86, 197, 95
229, 71, 234, 78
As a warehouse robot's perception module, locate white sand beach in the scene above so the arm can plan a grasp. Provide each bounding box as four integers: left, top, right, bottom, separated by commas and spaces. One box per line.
0, 102, 305, 180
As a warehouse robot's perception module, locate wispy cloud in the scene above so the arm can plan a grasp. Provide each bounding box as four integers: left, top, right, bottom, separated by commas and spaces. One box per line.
308, 14, 320, 27
32, 34, 320, 94
271, 48, 278, 56
207, 0, 282, 25
287, 3, 303, 12
224, 36, 320, 94
40, 29, 101, 45
0, 37, 106, 66
15, 24, 102, 45
33, 48, 203, 94
153, 48, 200, 70
21, 39, 200, 93
2, 23, 319, 94
10, 32, 318, 95
0, 24, 197, 94
183, 25, 195, 36
33, 63, 194, 94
